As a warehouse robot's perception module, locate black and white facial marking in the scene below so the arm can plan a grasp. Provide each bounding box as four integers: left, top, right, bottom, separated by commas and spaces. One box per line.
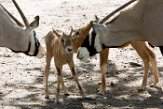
77, 28, 102, 61
24, 31, 45, 58
11, 30, 45, 58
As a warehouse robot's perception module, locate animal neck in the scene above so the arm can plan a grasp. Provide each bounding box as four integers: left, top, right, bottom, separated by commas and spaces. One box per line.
54, 39, 69, 56
72, 23, 92, 53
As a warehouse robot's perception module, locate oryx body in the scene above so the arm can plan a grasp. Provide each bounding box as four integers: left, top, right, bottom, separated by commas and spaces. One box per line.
77, 0, 163, 58
98, 0, 163, 47
76, 0, 160, 90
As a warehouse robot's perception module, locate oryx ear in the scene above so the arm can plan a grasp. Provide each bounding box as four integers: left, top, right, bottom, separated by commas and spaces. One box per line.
26, 16, 39, 31
92, 23, 105, 33
52, 28, 63, 39
88, 15, 99, 27
94, 14, 99, 22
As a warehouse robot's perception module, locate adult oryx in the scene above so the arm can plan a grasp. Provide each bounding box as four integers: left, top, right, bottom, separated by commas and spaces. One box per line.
0, 0, 45, 58
77, 0, 163, 59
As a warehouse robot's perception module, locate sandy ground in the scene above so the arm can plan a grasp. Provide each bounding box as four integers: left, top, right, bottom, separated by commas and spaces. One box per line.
0, 0, 163, 108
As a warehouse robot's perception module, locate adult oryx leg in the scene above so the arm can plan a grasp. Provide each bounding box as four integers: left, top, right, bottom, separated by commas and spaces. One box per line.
131, 42, 159, 90
145, 44, 159, 87
99, 48, 109, 94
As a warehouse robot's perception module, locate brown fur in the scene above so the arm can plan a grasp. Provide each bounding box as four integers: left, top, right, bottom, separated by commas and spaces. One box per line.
72, 22, 93, 53
44, 31, 84, 103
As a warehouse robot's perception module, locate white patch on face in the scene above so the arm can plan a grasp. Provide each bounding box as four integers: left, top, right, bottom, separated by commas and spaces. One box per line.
28, 31, 36, 55
89, 29, 93, 46
77, 47, 90, 61
36, 45, 45, 58
94, 33, 102, 52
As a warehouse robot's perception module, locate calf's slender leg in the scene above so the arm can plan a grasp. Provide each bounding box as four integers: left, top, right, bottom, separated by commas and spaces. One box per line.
44, 53, 53, 99
55, 65, 63, 103
68, 60, 84, 97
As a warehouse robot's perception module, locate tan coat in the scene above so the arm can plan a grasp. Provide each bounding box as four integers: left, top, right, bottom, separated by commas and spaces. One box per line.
94, 0, 163, 47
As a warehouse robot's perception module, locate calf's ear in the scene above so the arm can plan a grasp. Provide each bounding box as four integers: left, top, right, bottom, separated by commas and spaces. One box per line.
94, 14, 99, 22
52, 28, 63, 39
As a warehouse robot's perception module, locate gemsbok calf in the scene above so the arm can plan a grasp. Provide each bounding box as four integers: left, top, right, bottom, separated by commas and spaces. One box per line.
77, 0, 163, 57
44, 28, 84, 103
0, 0, 45, 58
73, 21, 158, 92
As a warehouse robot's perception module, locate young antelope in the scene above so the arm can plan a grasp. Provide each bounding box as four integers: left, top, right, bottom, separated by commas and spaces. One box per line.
44, 28, 84, 103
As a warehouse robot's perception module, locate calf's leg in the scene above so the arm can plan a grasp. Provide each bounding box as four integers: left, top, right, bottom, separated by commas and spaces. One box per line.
55, 65, 63, 103
44, 53, 53, 99
68, 60, 84, 97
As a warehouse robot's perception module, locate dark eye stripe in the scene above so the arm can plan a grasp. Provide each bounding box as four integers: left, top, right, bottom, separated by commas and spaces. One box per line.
91, 29, 96, 45
80, 29, 98, 56
91, 29, 96, 38
33, 31, 40, 56
33, 31, 36, 37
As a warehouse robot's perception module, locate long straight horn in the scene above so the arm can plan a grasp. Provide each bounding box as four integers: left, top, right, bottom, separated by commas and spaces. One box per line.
99, 0, 136, 24
0, 4, 24, 27
12, 0, 29, 26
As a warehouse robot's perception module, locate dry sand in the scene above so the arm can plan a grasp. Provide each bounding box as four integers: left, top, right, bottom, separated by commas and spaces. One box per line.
0, 0, 163, 108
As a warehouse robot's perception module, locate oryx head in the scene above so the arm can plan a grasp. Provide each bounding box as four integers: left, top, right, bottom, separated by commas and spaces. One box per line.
3, 0, 45, 58
22, 16, 44, 58
77, 22, 107, 61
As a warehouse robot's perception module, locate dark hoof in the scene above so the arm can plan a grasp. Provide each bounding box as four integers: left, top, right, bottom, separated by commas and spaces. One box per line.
150, 84, 157, 88
45, 96, 50, 99
64, 93, 70, 96
150, 85, 154, 87
45, 96, 54, 103
83, 95, 96, 100
138, 88, 145, 92
55, 100, 60, 104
